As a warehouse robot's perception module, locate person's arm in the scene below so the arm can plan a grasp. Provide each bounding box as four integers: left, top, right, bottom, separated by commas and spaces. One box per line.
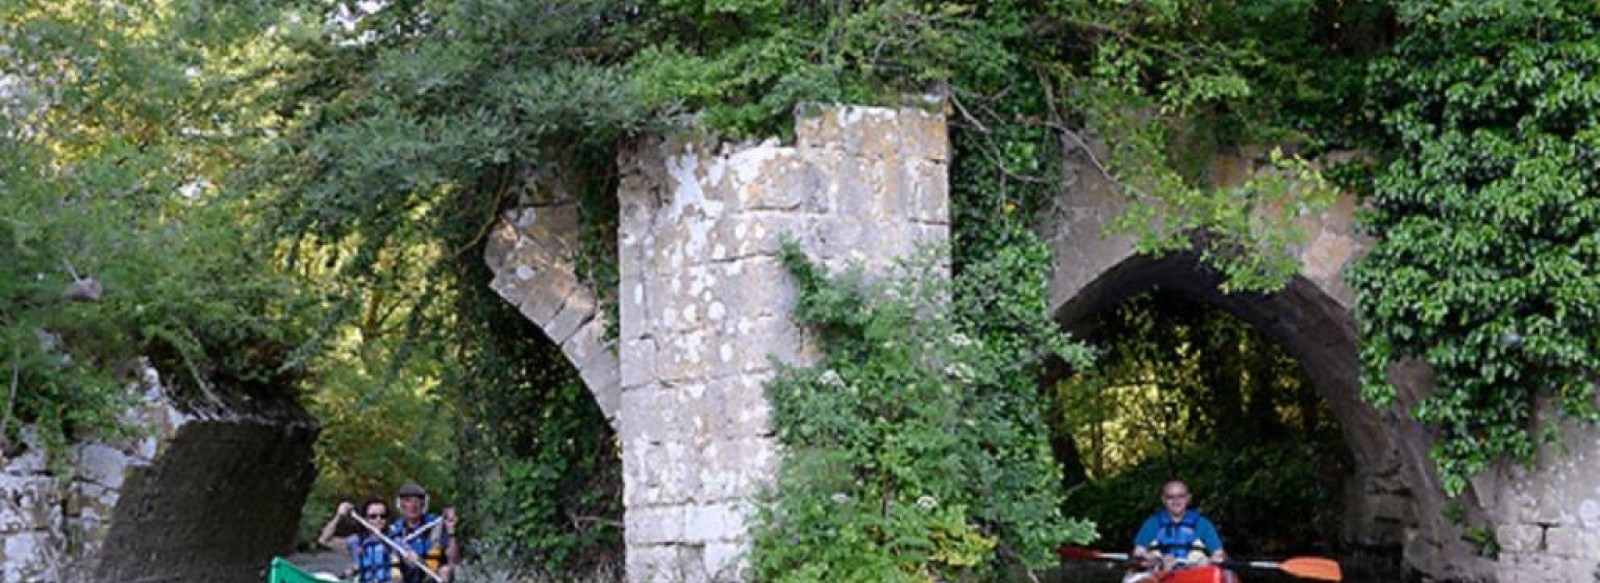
1197, 516, 1226, 564
318, 501, 355, 549
442, 507, 460, 581
1131, 516, 1163, 568
339, 536, 362, 579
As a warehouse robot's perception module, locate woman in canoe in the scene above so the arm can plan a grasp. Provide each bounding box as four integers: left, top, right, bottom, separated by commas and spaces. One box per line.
317, 499, 402, 582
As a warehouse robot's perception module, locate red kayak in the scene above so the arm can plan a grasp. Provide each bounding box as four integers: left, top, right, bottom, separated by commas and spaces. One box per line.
1162, 566, 1235, 583
1124, 565, 1240, 583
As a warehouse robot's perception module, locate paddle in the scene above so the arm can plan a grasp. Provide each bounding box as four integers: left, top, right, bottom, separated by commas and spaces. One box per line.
1058, 546, 1343, 581
401, 516, 444, 543
348, 510, 446, 583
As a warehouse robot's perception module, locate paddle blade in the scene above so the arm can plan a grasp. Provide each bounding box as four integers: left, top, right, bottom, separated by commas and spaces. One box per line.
1279, 557, 1343, 581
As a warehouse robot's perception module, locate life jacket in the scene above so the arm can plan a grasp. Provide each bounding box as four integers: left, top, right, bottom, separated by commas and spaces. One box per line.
352, 535, 401, 582
1146, 510, 1208, 559
389, 515, 449, 582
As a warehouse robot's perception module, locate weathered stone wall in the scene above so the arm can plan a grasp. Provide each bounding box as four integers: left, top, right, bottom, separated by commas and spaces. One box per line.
613, 105, 947, 582
0, 363, 318, 583
486, 104, 948, 582
1481, 413, 1600, 583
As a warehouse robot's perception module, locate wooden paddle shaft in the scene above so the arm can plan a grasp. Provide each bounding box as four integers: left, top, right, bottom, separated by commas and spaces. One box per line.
402, 516, 444, 543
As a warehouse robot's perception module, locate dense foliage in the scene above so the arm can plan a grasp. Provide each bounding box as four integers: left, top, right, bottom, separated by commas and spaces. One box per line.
753, 242, 1095, 582
1, 0, 309, 451
1064, 440, 1340, 557
1350, 1, 1600, 495
250, 6, 633, 570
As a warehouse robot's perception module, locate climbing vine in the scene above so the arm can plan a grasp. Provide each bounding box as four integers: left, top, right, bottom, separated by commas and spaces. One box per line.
1351, 1, 1600, 495
753, 241, 1095, 581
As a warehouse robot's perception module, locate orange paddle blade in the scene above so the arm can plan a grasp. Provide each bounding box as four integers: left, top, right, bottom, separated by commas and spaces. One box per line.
1279, 557, 1342, 581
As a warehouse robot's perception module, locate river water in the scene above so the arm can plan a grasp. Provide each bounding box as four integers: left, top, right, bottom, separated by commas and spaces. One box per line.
1048, 558, 1395, 583
290, 549, 1395, 582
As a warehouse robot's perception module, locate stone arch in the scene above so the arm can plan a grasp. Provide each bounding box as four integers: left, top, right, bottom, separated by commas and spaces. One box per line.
485, 188, 621, 430
1039, 145, 1413, 552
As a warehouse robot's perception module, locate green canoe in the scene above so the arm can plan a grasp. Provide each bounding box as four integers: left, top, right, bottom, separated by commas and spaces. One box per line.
268, 557, 346, 583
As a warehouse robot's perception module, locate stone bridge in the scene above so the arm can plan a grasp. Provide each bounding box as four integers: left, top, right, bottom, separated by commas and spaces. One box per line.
485, 106, 1600, 582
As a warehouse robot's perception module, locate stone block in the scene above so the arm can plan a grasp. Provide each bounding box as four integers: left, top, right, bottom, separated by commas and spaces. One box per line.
579, 356, 621, 426
1544, 525, 1600, 558
830, 157, 894, 221
4, 531, 61, 583
904, 157, 949, 225
543, 289, 597, 345
683, 501, 751, 543
620, 385, 685, 445
624, 440, 701, 507
712, 374, 774, 438
517, 268, 578, 325
712, 256, 798, 322
799, 106, 904, 160
620, 273, 651, 340
75, 443, 132, 490
836, 106, 904, 161
896, 106, 949, 163
703, 541, 749, 582
1497, 523, 1545, 554
3, 448, 47, 475
620, 337, 660, 390
625, 505, 686, 545
657, 329, 714, 382
484, 220, 519, 272
560, 319, 606, 373
1494, 554, 1600, 583
911, 223, 950, 250
519, 203, 582, 254
626, 544, 706, 583
696, 437, 778, 503
727, 148, 811, 213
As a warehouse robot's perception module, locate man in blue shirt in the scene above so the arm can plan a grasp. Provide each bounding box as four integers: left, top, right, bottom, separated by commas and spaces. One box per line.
1127, 480, 1236, 583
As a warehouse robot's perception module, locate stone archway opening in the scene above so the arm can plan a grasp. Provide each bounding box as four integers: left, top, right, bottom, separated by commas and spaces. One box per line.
1049, 252, 1410, 569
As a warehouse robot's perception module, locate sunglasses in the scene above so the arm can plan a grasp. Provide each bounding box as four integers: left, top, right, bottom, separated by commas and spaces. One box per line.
366, 512, 390, 519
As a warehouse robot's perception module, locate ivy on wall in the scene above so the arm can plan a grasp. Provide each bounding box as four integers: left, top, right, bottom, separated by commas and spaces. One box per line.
1351, 1, 1600, 495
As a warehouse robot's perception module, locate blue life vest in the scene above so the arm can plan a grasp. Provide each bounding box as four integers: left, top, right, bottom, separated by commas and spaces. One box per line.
1149, 511, 1207, 557
388, 514, 450, 583
350, 535, 400, 582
